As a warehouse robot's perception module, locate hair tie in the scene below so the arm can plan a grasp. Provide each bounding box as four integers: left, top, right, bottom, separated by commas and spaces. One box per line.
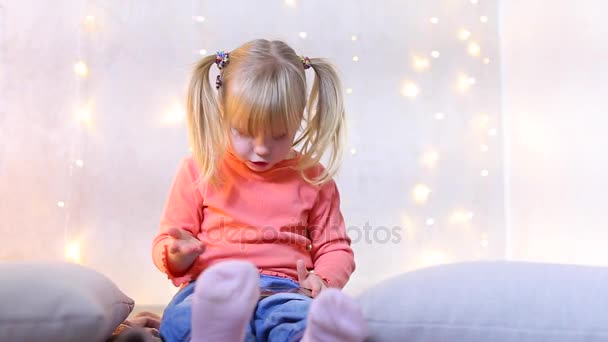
215, 51, 230, 89
300, 55, 311, 70
216, 51, 230, 69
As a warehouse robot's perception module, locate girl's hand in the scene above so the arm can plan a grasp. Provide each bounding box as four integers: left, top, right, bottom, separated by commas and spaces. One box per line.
166, 227, 205, 275
297, 259, 328, 298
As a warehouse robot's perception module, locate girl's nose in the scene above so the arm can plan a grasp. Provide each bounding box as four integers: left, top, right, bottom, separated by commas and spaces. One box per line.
253, 136, 270, 157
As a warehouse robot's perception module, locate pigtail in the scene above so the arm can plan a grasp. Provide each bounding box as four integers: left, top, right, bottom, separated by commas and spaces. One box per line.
294, 58, 346, 186
186, 54, 227, 184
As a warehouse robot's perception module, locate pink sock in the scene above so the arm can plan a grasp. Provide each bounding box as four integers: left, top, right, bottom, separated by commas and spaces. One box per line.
301, 288, 368, 342
190, 261, 260, 342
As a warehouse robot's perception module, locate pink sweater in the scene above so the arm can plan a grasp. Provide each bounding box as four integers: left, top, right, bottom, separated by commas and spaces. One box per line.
152, 150, 355, 288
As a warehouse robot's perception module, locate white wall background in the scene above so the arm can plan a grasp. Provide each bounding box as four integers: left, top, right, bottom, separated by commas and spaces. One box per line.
1, 0, 505, 305
501, 0, 608, 264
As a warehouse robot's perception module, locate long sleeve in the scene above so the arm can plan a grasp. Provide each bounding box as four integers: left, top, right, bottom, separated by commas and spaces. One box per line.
308, 179, 355, 289
152, 157, 204, 286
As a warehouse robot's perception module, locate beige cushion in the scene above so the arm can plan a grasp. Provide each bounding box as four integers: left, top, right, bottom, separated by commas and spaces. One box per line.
0, 262, 134, 342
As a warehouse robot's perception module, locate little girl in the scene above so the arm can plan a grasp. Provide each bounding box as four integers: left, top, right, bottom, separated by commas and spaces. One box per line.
152, 39, 367, 342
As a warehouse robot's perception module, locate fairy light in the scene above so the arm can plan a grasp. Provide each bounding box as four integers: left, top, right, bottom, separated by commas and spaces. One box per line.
480, 239, 489, 248
83, 15, 95, 32
419, 250, 448, 268
480, 16, 488, 23
401, 81, 419, 98
483, 57, 491, 64
75, 159, 84, 168
193, 16, 205, 22
65, 240, 82, 264
199, 49, 207, 55
413, 56, 430, 71
412, 184, 431, 204
164, 105, 186, 125
57, 201, 66, 208
458, 29, 471, 41
430, 50, 440, 58
449, 210, 474, 224
480, 114, 490, 125
458, 74, 473, 92
429, 17, 439, 24
75, 106, 93, 126
285, 0, 297, 7
481, 169, 489, 177
421, 150, 439, 168
488, 128, 497, 136
74, 61, 89, 77
298, 32, 307, 39
426, 218, 435, 226
346, 88, 353, 94
435, 112, 445, 120
351, 35, 358, 41
350, 148, 357, 155
471, 0, 479, 4
480, 144, 489, 152
468, 41, 481, 56
352, 56, 359, 62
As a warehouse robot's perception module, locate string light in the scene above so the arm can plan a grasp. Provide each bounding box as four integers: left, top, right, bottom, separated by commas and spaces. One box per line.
426, 218, 435, 226
351, 35, 358, 41
75, 159, 84, 168
421, 150, 439, 168
488, 128, 497, 136
435, 112, 445, 120
352, 56, 359, 62
412, 184, 431, 204
480, 16, 488, 23
458, 74, 473, 92
429, 17, 439, 24
449, 210, 474, 224
401, 81, 419, 98
413, 56, 430, 71
481, 169, 489, 177
193, 16, 205, 22
419, 250, 448, 268
350, 148, 357, 155
74, 106, 93, 126
83, 15, 95, 32
285, 0, 297, 6
458, 29, 471, 41
74, 61, 89, 77
164, 104, 186, 125
430, 50, 440, 58
480, 144, 489, 152
65, 240, 82, 264
346, 88, 353, 94
483, 57, 491, 64
199, 49, 207, 55
298, 32, 307, 39
470, 0, 479, 4
57, 201, 66, 208
468, 41, 481, 56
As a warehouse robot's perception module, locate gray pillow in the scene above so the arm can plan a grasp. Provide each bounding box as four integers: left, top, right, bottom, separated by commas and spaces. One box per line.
358, 261, 608, 341
0, 262, 134, 342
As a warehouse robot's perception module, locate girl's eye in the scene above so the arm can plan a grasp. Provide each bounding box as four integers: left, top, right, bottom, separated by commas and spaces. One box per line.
232, 128, 250, 137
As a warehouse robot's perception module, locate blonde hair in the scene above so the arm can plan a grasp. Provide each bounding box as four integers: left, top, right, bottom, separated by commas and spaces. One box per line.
186, 39, 346, 186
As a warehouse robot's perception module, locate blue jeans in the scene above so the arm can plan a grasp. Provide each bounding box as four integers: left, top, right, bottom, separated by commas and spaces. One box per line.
159, 275, 311, 342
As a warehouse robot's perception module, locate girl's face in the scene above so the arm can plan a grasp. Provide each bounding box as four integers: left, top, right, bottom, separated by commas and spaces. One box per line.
229, 127, 297, 172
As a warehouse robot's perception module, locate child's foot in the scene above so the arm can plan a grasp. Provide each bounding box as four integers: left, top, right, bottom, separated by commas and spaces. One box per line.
191, 261, 260, 342
301, 288, 368, 342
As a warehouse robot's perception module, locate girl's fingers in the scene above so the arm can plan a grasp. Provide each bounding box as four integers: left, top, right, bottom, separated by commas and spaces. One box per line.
311, 280, 321, 298
296, 260, 308, 285
168, 227, 182, 239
